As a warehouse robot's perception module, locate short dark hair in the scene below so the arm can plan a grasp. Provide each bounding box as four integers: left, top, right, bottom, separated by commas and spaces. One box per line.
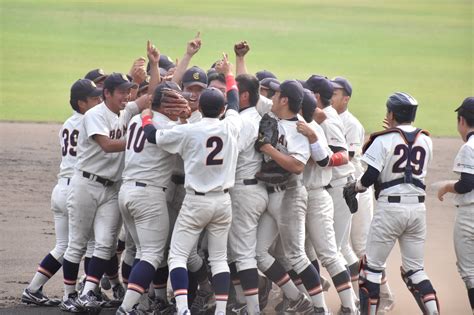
320, 96, 331, 107
208, 72, 226, 85
236, 74, 260, 107
457, 109, 474, 127
280, 91, 302, 114
69, 99, 80, 112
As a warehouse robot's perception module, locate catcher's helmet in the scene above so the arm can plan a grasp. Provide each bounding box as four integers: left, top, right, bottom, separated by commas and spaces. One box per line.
386, 92, 418, 123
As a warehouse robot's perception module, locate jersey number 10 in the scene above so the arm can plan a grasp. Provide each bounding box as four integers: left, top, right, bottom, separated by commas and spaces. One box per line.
127, 122, 146, 153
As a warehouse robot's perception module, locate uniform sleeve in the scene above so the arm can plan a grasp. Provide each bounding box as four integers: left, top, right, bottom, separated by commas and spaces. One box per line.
321, 120, 348, 150
224, 109, 242, 137
256, 95, 273, 116
453, 144, 474, 175
83, 111, 109, 138
155, 126, 186, 155
237, 118, 257, 153
288, 133, 310, 165
361, 136, 385, 172
120, 102, 140, 126
187, 110, 202, 123
346, 119, 363, 154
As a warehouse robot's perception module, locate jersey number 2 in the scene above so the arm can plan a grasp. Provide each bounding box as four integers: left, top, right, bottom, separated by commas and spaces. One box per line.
392, 144, 426, 175
62, 129, 79, 157
127, 122, 146, 153
206, 137, 223, 165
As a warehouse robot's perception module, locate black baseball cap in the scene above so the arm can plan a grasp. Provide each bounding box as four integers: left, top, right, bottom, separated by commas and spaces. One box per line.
260, 78, 280, 90
138, 76, 150, 94
103, 73, 138, 91
199, 87, 225, 112
182, 66, 207, 89
269, 79, 304, 105
331, 76, 352, 96
301, 88, 317, 122
70, 79, 102, 101
306, 75, 334, 100
159, 55, 176, 71
84, 68, 107, 83
455, 97, 474, 115
151, 81, 182, 108
256, 70, 277, 81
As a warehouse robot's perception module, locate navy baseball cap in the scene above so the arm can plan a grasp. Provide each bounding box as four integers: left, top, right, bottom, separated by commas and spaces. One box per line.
84, 68, 107, 83
256, 70, 277, 81
138, 76, 151, 94
269, 79, 304, 105
455, 97, 474, 114
301, 88, 317, 122
103, 73, 138, 91
70, 79, 102, 101
183, 66, 208, 89
260, 78, 280, 90
199, 87, 225, 112
159, 55, 176, 71
331, 77, 352, 96
306, 75, 334, 100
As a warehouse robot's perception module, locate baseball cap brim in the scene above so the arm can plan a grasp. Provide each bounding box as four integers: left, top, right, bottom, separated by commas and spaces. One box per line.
117, 82, 138, 90
93, 75, 107, 83
268, 81, 281, 92
183, 81, 207, 89
89, 87, 103, 97
331, 81, 344, 89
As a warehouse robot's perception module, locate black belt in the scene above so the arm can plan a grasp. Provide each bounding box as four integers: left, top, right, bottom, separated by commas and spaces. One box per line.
267, 185, 286, 194
243, 179, 258, 185
171, 174, 185, 185
387, 196, 425, 203
135, 182, 166, 192
83, 171, 114, 186
194, 189, 229, 196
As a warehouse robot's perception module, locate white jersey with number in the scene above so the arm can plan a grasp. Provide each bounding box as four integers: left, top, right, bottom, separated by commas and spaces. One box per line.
362, 125, 432, 197
122, 112, 177, 187
171, 111, 202, 177
340, 110, 365, 177
57, 111, 83, 179
453, 134, 474, 206
235, 107, 263, 180
75, 101, 139, 182
272, 116, 310, 182
320, 106, 354, 180
303, 120, 333, 189
154, 109, 242, 192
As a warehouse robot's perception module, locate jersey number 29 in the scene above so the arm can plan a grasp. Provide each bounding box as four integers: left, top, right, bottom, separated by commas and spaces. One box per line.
392, 144, 426, 175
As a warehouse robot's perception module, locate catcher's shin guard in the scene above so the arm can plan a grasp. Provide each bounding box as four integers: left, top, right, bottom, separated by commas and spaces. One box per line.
400, 267, 440, 314
358, 257, 381, 315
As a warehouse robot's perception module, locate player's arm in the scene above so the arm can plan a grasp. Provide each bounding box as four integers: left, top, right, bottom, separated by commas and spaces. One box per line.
296, 121, 329, 166
234, 41, 250, 76
146, 40, 161, 95
171, 32, 201, 86
438, 173, 474, 201
93, 135, 126, 153
260, 144, 305, 174
215, 53, 239, 112
328, 146, 349, 166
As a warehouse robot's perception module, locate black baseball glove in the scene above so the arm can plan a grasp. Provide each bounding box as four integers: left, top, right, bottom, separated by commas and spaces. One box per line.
343, 181, 359, 214
255, 113, 279, 152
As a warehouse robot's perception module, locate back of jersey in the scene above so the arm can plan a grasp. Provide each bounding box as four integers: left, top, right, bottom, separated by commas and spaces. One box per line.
363, 125, 432, 197
57, 112, 83, 179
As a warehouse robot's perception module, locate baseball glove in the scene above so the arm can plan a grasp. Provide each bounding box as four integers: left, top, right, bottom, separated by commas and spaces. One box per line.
343, 181, 359, 214
160, 89, 190, 117
255, 160, 290, 185
255, 113, 279, 152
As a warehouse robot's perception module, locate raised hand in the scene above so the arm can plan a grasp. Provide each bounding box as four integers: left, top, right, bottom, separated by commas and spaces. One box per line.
215, 53, 233, 76
234, 40, 250, 57
147, 40, 160, 65
186, 31, 202, 56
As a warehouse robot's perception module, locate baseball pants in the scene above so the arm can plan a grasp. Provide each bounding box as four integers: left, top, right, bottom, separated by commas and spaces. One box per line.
454, 204, 474, 289
351, 187, 374, 259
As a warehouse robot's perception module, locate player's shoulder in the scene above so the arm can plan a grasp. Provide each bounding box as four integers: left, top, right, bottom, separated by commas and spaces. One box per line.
343, 110, 364, 129
62, 111, 83, 128
84, 102, 105, 118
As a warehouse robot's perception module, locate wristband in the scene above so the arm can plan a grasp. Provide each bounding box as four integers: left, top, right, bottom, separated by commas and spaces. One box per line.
329, 151, 348, 166
142, 115, 153, 127
226, 74, 238, 92
310, 141, 327, 162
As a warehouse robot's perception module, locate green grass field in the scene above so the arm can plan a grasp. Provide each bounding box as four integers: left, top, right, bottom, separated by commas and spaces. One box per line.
0, 0, 472, 135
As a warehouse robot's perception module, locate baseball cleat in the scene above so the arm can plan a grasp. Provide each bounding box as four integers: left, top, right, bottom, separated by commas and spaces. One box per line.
112, 283, 126, 301
100, 275, 112, 290
230, 302, 248, 315
152, 297, 176, 314
59, 292, 86, 313
21, 287, 61, 306
76, 274, 87, 294
336, 305, 360, 315
274, 295, 290, 314
116, 305, 150, 315
314, 306, 333, 315
284, 293, 313, 314
77, 290, 102, 313
189, 287, 215, 314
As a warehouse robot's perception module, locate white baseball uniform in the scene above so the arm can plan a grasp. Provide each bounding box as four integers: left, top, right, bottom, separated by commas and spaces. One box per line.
64, 101, 139, 263
320, 106, 358, 267
452, 134, 474, 290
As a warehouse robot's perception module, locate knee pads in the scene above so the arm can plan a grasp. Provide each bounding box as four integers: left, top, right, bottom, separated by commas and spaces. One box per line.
400, 267, 440, 314
359, 258, 382, 315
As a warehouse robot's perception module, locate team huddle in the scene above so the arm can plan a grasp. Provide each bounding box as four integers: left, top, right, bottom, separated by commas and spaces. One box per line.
20, 34, 474, 315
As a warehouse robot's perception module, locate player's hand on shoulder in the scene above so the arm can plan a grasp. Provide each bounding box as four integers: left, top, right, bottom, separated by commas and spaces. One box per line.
314, 108, 327, 124
296, 121, 318, 143
186, 31, 202, 56
135, 93, 152, 111
141, 108, 153, 119
234, 40, 250, 57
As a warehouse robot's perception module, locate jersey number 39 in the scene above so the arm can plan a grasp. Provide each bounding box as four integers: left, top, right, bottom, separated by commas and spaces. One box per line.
62, 129, 79, 157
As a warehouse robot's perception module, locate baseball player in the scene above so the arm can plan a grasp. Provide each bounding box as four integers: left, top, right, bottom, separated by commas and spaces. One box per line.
141, 55, 241, 315
21, 79, 102, 307
296, 89, 359, 315
254, 80, 327, 314
59, 73, 150, 313
85, 68, 108, 88
347, 92, 439, 315
225, 73, 269, 315
437, 97, 474, 312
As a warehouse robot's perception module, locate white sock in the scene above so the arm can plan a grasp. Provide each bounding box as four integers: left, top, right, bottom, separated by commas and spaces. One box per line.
234, 283, 246, 304
310, 291, 327, 309
338, 287, 356, 309
81, 281, 98, 296
380, 282, 393, 296
280, 281, 300, 300
175, 295, 188, 314
64, 284, 76, 297
424, 300, 439, 314
296, 283, 308, 296
245, 294, 260, 315
28, 272, 49, 292
121, 289, 141, 311
215, 300, 227, 314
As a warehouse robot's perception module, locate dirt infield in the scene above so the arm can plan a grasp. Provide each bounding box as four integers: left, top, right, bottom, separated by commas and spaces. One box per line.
0, 122, 470, 314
